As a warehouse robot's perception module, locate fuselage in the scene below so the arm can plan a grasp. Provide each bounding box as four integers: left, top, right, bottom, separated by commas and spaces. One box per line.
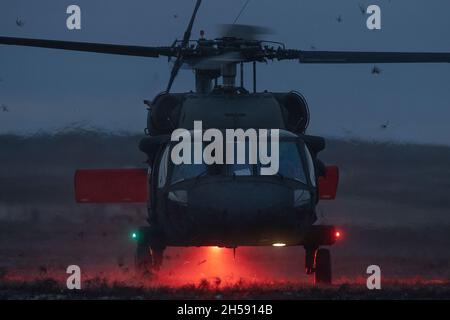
157, 176, 317, 247
141, 91, 324, 247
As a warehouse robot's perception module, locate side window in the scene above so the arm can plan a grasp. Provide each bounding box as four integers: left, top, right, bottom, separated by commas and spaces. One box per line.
158, 146, 170, 188
304, 145, 316, 187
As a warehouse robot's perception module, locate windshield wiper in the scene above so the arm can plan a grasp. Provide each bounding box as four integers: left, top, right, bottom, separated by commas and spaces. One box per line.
275, 172, 285, 180
195, 169, 209, 181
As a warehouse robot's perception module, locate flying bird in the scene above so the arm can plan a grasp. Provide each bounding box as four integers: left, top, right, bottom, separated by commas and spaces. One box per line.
117, 256, 125, 268
38, 266, 47, 275
380, 121, 390, 129
173, 14, 178, 19
342, 128, 353, 136
197, 259, 207, 266
358, 3, 366, 15
213, 277, 222, 287
371, 65, 382, 75
16, 17, 25, 27
1, 104, 10, 112
336, 15, 343, 23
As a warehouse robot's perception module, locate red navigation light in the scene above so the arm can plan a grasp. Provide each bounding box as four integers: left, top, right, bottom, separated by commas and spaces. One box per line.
318, 166, 339, 200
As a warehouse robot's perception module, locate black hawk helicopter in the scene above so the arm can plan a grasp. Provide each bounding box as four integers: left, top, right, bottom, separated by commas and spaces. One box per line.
1, 0, 449, 284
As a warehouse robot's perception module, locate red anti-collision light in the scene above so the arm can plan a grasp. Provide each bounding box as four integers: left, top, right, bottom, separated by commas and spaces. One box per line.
335, 231, 341, 239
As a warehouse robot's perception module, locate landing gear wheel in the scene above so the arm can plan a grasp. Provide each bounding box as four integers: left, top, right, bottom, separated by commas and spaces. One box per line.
304, 247, 316, 275
135, 243, 154, 276
135, 244, 165, 276
150, 246, 164, 271
135, 226, 165, 276
314, 248, 332, 285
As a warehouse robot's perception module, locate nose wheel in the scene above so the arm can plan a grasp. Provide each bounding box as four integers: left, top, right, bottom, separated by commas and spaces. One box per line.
314, 248, 332, 284
304, 247, 332, 285
303, 225, 339, 285
135, 226, 165, 276
135, 244, 165, 275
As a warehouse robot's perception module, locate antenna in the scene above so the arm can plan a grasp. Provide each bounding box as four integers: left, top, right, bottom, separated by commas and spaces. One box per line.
233, 0, 251, 24
240, 62, 244, 88
253, 61, 256, 93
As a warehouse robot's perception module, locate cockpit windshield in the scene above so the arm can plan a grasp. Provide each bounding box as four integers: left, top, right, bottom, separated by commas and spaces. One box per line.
167, 140, 309, 185
274, 142, 307, 182
171, 162, 207, 184
170, 142, 208, 184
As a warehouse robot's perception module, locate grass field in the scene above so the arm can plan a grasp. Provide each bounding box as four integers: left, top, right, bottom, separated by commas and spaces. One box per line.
0, 131, 449, 299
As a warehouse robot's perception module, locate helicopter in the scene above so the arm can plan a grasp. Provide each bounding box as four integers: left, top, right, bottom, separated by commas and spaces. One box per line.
1, 0, 450, 285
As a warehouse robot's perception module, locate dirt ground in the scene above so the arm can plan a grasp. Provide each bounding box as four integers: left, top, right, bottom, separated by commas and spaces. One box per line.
0, 132, 449, 299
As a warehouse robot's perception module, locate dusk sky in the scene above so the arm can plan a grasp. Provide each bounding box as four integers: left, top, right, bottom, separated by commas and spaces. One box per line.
0, 0, 449, 145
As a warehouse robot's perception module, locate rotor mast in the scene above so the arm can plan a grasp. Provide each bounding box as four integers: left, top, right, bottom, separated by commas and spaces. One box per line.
194, 61, 244, 93
195, 69, 217, 93
194, 64, 237, 94
221, 63, 237, 89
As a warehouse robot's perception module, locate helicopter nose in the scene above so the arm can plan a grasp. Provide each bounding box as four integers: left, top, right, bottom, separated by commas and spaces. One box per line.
165, 179, 313, 245
187, 179, 308, 232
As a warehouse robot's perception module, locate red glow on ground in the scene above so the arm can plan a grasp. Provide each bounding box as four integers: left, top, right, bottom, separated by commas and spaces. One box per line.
148, 246, 307, 286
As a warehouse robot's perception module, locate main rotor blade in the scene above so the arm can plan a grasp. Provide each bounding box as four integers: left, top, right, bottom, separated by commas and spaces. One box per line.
166, 0, 202, 93
294, 51, 450, 64
0, 36, 174, 58
166, 57, 184, 92
182, 0, 202, 47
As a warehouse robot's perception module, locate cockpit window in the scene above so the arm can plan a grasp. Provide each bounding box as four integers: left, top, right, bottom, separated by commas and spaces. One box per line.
279, 142, 307, 183
167, 140, 309, 185
158, 145, 170, 188
171, 162, 207, 184
227, 140, 253, 176
304, 145, 316, 187
171, 142, 207, 184
259, 142, 307, 183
